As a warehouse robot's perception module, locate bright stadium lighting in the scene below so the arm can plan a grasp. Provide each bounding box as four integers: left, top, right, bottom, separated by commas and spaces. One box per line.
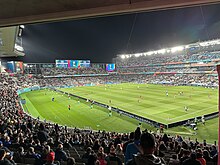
121, 55, 125, 59
171, 46, 184, 53
146, 51, 154, 56
134, 53, 141, 57
158, 49, 166, 54
166, 49, 171, 53
20, 25, 25, 29
125, 55, 129, 58
185, 45, 190, 49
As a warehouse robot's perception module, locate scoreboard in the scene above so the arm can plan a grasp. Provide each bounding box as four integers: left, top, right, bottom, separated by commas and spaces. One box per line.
106, 64, 116, 72
56, 60, 90, 68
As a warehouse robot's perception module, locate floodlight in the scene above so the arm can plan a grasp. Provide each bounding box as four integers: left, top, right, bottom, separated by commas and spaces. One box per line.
121, 55, 125, 59
134, 53, 141, 57
158, 49, 166, 54
20, 25, 25, 29
146, 51, 154, 56
171, 46, 184, 53
166, 49, 171, 53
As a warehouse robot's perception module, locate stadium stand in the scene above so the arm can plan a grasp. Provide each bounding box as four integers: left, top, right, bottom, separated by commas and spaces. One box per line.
0, 40, 219, 165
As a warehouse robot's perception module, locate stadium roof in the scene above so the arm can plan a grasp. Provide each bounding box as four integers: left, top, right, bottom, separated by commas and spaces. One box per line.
1, 0, 220, 27
0, 26, 25, 57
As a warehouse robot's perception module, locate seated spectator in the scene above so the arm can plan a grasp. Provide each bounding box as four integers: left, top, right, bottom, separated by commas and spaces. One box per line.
182, 152, 201, 165
88, 150, 98, 165
0, 149, 14, 165
97, 146, 106, 165
105, 145, 122, 165
67, 157, 76, 165
196, 149, 206, 165
25, 147, 41, 159
55, 144, 68, 161
203, 150, 212, 162
169, 154, 179, 165
13, 147, 25, 163
127, 132, 165, 165
82, 147, 92, 165
44, 152, 58, 165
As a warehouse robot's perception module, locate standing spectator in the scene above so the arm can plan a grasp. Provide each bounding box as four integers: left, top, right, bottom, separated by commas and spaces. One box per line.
123, 132, 134, 154
125, 128, 141, 163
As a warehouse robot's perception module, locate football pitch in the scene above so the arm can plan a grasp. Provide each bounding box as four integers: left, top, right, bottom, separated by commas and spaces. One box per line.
20, 83, 218, 143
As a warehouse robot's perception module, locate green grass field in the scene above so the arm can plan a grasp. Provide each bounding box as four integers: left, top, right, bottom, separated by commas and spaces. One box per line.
60, 83, 218, 124
20, 83, 218, 144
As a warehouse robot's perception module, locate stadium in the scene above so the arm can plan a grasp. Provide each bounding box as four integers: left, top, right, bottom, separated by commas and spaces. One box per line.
0, 1, 220, 165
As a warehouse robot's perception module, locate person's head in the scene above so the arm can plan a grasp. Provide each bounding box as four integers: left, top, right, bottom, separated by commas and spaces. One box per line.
58, 144, 63, 149
190, 152, 197, 160
67, 157, 75, 165
98, 146, 104, 153
140, 132, 156, 154
109, 145, 116, 155
86, 147, 92, 154
28, 147, 35, 154
171, 154, 177, 160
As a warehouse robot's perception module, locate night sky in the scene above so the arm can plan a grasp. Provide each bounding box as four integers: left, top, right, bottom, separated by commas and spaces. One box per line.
7, 3, 220, 63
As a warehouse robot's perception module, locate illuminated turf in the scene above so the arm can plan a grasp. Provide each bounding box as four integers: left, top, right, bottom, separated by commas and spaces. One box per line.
60, 83, 218, 124
20, 83, 218, 143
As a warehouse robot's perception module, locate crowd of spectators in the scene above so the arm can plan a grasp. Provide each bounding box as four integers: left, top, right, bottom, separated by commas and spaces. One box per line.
21, 74, 217, 88
41, 68, 107, 76
0, 74, 219, 165
116, 51, 220, 67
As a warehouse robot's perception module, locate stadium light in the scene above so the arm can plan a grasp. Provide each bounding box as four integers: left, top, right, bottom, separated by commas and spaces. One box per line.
171, 46, 184, 53
125, 55, 129, 58
121, 55, 125, 59
158, 49, 166, 54
134, 53, 141, 57
19, 25, 25, 29
146, 51, 154, 56
166, 49, 171, 53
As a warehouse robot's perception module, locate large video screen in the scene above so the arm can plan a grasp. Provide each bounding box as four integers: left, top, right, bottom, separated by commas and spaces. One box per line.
7, 61, 23, 73
56, 60, 90, 68
106, 64, 116, 72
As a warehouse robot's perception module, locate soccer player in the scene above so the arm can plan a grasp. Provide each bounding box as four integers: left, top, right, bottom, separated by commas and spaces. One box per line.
109, 100, 112, 104
184, 106, 188, 112
166, 90, 168, 97
109, 110, 112, 117
52, 97, 55, 102
201, 116, 205, 125
68, 105, 71, 111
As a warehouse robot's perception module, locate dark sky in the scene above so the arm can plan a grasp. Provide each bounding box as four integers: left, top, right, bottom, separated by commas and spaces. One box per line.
7, 3, 220, 63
